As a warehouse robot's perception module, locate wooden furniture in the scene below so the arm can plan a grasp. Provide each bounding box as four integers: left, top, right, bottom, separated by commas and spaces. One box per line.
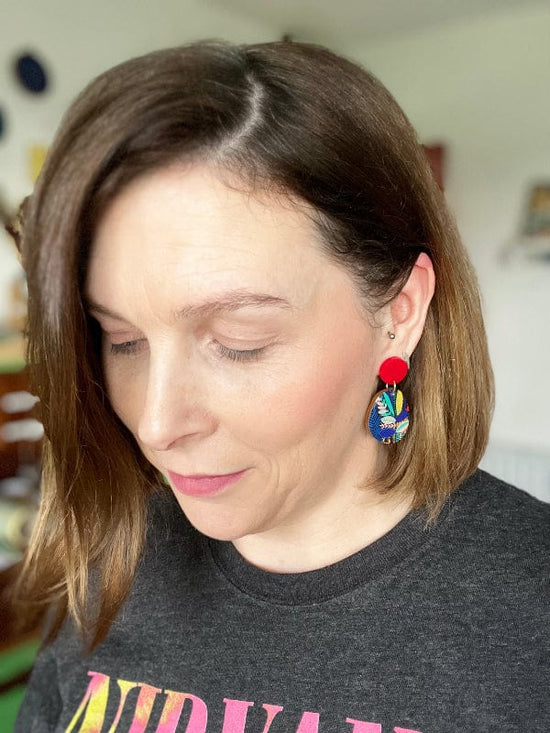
0, 339, 42, 713
0, 368, 41, 481
0, 334, 25, 375
0, 565, 40, 728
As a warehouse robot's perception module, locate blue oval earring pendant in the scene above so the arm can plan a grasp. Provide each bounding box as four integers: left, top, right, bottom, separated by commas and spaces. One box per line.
367, 356, 410, 444
367, 387, 410, 444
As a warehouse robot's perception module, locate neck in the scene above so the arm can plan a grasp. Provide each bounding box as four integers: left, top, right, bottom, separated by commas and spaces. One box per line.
232, 487, 413, 574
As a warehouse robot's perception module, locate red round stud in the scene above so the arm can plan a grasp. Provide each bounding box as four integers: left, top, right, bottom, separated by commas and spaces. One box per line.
379, 356, 408, 385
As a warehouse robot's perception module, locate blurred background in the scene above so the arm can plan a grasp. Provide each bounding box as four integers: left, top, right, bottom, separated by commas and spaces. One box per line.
0, 0, 549, 724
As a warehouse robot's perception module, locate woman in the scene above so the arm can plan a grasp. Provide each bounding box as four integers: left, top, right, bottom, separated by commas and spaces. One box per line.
13, 41, 549, 732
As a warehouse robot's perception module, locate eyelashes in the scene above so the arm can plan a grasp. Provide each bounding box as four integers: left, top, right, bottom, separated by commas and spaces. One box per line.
215, 344, 265, 363
108, 339, 266, 363
110, 340, 145, 356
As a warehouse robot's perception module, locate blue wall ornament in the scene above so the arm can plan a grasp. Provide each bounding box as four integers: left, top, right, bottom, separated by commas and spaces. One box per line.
14, 52, 49, 94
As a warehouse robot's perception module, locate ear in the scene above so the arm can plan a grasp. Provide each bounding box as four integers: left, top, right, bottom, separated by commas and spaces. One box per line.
386, 252, 435, 357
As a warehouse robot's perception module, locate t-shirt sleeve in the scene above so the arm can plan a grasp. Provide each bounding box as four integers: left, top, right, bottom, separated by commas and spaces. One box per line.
14, 643, 62, 732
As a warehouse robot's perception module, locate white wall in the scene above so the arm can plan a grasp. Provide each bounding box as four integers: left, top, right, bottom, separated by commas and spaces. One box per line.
0, 0, 278, 324
345, 4, 550, 453
2, 1, 549, 455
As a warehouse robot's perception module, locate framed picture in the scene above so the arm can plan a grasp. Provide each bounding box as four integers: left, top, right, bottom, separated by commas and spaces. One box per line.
423, 144, 445, 190
523, 183, 550, 237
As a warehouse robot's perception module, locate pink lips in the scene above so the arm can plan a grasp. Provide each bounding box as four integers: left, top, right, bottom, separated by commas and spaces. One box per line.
167, 469, 247, 497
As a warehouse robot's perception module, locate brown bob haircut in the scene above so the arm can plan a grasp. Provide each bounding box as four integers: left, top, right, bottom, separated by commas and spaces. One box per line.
14, 40, 493, 647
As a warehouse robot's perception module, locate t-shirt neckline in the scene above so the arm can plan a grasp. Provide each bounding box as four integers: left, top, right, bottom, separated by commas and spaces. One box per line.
206, 497, 454, 606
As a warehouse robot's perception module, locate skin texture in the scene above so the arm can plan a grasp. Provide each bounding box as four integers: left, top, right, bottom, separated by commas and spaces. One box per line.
86, 164, 434, 572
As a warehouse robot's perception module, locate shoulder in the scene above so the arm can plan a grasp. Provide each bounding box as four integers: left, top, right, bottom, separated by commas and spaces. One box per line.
436, 470, 549, 610
448, 469, 550, 553
408, 470, 549, 644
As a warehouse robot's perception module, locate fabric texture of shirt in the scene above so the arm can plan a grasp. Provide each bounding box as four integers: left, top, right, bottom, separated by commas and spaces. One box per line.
15, 469, 550, 732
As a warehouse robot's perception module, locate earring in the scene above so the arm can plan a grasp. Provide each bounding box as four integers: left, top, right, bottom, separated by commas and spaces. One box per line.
367, 356, 410, 444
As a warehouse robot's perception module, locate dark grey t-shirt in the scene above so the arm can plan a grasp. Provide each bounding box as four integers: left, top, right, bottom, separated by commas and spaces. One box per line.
16, 470, 550, 732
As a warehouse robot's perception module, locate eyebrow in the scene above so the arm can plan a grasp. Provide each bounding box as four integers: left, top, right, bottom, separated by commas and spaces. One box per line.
86, 291, 293, 323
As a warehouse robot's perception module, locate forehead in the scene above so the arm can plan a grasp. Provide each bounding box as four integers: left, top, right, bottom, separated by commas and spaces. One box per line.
86, 164, 338, 309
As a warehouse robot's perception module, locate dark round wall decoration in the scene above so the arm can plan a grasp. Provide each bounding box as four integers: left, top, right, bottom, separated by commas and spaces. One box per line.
14, 52, 49, 94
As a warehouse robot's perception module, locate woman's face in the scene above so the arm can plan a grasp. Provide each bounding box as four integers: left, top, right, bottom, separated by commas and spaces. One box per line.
86, 164, 389, 545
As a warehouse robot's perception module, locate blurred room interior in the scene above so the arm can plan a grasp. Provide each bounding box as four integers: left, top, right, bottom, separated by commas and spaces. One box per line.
1, 0, 549, 725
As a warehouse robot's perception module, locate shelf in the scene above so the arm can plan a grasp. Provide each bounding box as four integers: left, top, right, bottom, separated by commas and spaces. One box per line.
502, 235, 550, 263
0, 336, 25, 374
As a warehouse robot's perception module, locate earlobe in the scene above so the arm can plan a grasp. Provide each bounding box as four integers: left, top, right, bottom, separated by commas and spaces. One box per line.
388, 252, 435, 356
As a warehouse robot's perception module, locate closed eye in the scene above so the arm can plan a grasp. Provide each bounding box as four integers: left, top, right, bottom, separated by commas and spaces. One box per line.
110, 339, 146, 356
107, 337, 266, 360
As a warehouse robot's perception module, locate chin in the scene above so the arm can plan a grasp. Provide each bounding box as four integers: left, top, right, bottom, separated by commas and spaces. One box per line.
172, 492, 256, 542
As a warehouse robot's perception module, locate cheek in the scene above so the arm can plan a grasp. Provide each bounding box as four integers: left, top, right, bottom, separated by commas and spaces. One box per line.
242, 336, 377, 449
103, 361, 144, 430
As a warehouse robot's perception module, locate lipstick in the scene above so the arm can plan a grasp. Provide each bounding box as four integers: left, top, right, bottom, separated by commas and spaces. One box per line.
167, 469, 247, 498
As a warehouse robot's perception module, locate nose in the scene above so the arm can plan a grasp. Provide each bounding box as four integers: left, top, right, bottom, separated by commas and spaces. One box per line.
136, 351, 217, 452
